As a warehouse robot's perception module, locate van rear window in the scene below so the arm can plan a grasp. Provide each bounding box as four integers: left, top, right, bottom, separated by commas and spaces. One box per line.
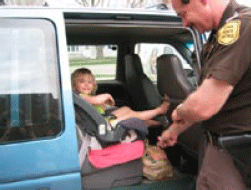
0, 19, 62, 144
69, 45, 117, 80
135, 43, 193, 83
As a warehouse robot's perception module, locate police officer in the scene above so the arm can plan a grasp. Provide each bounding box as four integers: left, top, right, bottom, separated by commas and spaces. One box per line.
157, 0, 251, 189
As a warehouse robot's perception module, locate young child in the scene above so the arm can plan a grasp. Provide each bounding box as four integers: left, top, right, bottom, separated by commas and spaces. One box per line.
71, 68, 170, 126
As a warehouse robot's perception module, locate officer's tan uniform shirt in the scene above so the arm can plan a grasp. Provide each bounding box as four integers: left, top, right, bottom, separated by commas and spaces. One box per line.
200, 0, 251, 135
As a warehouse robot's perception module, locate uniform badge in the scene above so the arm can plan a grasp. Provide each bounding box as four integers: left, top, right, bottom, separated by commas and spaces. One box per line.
218, 20, 241, 45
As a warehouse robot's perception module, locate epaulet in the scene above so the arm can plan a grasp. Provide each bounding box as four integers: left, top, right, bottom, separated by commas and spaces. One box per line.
226, 12, 239, 22
226, 10, 251, 22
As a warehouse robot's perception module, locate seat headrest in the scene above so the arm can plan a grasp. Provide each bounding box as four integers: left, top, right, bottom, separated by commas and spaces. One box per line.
157, 54, 193, 100
124, 53, 162, 110
124, 53, 144, 74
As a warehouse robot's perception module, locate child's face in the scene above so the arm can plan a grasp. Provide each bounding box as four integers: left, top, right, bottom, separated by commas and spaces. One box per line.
75, 74, 95, 95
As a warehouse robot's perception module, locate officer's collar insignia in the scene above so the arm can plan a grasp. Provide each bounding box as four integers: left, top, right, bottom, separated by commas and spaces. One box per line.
218, 20, 241, 45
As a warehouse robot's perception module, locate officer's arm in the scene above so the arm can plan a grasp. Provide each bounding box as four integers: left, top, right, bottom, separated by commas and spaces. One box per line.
175, 77, 234, 123
156, 77, 234, 148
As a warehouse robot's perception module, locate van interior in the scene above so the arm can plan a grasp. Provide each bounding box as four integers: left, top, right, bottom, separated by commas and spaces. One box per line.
65, 10, 203, 189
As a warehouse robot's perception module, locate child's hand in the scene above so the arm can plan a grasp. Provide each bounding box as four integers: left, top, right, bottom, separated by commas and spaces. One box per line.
97, 93, 115, 106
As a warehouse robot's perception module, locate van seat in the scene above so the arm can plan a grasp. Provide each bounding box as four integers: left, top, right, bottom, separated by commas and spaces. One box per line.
157, 54, 202, 161
157, 54, 194, 100
124, 53, 162, 111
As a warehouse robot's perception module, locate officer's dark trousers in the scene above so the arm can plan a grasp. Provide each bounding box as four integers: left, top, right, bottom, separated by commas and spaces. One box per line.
196, 135, 246, 190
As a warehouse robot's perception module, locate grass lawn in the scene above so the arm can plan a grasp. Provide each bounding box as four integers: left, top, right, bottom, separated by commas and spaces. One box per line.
69, 57, 116, 66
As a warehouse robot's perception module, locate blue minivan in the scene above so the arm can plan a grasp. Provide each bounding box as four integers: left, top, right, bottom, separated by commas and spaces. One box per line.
0, 4, 205, 190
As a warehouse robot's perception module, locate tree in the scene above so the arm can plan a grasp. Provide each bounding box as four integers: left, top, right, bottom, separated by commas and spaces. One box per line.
0, 0, 5, 5
127, 0, 144, 8
76, 0, 171, 8
76, 0, 102, 7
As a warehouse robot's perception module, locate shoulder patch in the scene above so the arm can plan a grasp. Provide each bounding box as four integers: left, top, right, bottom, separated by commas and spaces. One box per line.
217, 20, 241, 45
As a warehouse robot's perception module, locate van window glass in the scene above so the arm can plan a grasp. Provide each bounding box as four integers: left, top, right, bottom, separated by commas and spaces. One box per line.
69, 45, 117, 80
68, 45, 117, 80
135, 43, 193, 83
134, 43, 198, 87
0, 19, 62, 144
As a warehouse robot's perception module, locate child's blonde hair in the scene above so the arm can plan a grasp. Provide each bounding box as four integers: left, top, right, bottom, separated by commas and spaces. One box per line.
71, 68, 97, 95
